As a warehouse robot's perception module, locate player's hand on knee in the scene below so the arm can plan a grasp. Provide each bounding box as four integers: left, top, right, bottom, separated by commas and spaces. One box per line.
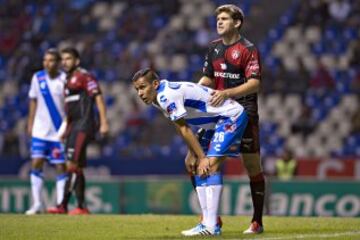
185, 151, 198, 175
198, 157, 210, 177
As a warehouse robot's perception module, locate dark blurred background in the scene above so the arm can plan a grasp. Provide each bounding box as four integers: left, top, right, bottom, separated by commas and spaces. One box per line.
0, 0, 359, 178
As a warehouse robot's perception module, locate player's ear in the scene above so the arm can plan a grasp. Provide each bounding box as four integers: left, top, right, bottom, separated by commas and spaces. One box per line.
234, 19, 241, 29
152, 79, 160, 89
76, 59, 80, 66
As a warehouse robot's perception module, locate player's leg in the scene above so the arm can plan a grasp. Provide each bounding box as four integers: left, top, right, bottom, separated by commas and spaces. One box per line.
241, 115, 265, 234
26, 137, 47, 215
184, 129, 223, 231
48, 141, 67, 206
66, 131, 89, 214
26, 157, 45, 215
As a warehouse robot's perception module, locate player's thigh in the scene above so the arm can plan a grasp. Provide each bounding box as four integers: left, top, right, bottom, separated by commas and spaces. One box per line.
240, 115, 260, 154
65, 130, 89, 168
31, 157, 45, 169
242, 153, 262, 176
48, 141, 66, 166
208, 156, 226, 173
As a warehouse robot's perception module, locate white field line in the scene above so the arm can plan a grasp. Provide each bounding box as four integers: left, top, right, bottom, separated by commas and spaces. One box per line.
230, 231, 360, 240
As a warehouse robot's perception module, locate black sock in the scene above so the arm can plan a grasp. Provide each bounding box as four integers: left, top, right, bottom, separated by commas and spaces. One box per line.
75, 172, 86, 209
61, 172, 77, 209
250, 173, 265, 226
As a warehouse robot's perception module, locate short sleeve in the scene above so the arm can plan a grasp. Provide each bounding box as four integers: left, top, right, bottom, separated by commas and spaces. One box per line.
158, 91, 187, 121
28, 75, 38, 99
202, 47, 214, 78
84, 74, 101, 97
244, 48, 261, 80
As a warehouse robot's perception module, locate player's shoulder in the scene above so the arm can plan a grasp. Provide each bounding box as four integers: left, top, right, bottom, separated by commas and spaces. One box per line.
73, 67, 95, 81
208, 38, 222, 49
32, 69, 46, 78
237, 36, 257, 52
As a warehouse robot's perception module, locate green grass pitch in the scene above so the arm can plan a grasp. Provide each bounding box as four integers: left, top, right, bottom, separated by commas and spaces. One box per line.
1, 214, 360, 239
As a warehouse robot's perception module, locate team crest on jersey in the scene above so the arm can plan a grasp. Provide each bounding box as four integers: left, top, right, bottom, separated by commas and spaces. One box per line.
39, 81, 46, 89
224, 123, 236, 133
166, 102, 177, 114
71, 76, 77, 84
220, 63, 227, 70
231, 50, 240, 60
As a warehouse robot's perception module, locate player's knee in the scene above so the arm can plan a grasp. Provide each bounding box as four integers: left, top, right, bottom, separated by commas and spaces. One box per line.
243, 153, 262, 176
31, 158, 44, 169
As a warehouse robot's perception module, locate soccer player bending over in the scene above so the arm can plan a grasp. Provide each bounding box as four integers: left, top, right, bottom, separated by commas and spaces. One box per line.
26, 49, 67, 215
132, 68, 248, 236
47, 48, 109, 215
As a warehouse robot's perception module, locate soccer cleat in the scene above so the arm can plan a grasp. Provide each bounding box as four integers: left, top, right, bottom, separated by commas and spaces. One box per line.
243, 221, 264, 234
68, 207, 90, 215
47, 205, 67, 214
181, 223, 219, 236
25, 205, 43, 215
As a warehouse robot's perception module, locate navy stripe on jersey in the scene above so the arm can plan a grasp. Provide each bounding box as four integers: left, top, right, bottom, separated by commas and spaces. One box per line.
36, 70, 62, 130
184, 99, 206, 112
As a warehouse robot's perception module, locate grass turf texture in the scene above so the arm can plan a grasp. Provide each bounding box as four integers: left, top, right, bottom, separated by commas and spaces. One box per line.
1, 214, 360, 240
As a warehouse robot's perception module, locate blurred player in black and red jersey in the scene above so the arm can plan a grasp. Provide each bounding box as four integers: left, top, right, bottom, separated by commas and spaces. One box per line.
48, 47, 109, 215
185, 4, 265, 234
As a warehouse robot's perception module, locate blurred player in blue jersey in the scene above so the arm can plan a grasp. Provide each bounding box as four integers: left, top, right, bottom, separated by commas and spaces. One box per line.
25, 49, 67, 215
132, 68, 248, 236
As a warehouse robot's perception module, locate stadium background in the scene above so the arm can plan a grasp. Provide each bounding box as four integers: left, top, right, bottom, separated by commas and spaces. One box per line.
0, 0, 359, 216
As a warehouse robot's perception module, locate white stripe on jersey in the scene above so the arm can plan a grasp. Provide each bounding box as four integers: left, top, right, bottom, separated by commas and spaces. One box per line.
155, 80, 244, 129
28, 71, 66, 141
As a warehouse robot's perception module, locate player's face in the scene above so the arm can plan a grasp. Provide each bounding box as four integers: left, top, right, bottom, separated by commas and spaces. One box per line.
43, 54, 59, 73
133, 77, 159, 105
61, 53, 79, 73
216, 12, 240, 36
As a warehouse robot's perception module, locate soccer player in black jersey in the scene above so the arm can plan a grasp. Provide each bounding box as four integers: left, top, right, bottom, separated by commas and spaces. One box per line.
186, 4, 265, 234
47, 47, 109, 215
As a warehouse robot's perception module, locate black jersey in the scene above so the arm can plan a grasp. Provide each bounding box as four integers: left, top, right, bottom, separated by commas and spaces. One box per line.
203, 36, 261, 116
64, 68, 101, 132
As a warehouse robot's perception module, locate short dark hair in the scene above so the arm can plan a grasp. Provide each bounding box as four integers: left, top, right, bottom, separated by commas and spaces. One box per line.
215, 4, 244, 30
132, 68, 159, 82
61, 47, 80, 59
45, 48, 61, 62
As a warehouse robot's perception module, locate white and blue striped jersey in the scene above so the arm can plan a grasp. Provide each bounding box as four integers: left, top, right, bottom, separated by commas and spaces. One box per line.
154, 80, 244, 129
28, 70, 66, 141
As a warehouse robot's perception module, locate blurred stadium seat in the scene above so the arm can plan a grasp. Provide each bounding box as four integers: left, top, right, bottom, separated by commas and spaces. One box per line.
0, 0, 359, 173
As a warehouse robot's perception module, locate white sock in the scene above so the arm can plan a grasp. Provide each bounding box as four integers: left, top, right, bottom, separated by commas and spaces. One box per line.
206, 185, 223, 229
196, 186, 208, 225
30, 170, 44, 208
56, 174, 67, 205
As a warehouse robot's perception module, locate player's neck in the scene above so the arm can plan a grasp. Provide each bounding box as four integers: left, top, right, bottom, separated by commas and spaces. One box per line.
47, 70, 60, 79
221, 32, 240, 45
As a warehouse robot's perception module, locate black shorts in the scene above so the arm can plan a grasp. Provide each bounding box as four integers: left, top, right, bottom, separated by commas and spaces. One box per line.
240, 114, 260, 154
65, 129, 91, 168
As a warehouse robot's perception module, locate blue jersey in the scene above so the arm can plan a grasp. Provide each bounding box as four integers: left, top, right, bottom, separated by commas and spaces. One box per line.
154, 80, 244, 130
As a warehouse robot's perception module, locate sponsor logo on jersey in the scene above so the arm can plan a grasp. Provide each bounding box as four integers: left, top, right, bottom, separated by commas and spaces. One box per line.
159, 95, 167, 103
166, 102, 177, 114
71, 77, 77, 84
214, 48, 219, 55
214, 71, 241, 79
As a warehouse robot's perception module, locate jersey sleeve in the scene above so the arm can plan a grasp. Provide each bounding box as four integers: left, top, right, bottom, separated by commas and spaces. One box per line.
28, 74, 38, 99
202, 46, 214, 78
83, 74, 101, 97
243, 47, 261, 80
158, 91, 187, 121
